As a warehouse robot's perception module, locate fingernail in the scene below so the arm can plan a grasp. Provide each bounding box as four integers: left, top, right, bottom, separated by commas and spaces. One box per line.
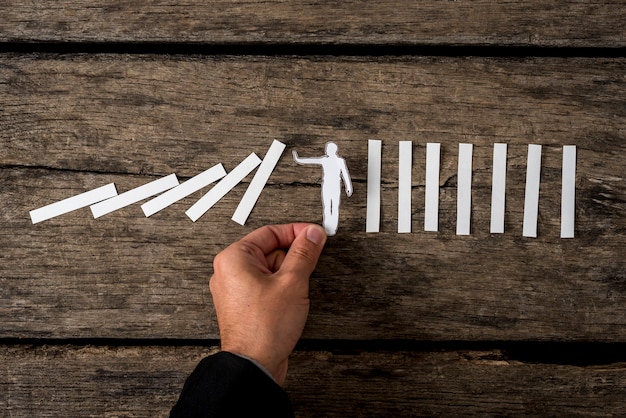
306, 225, 327, 246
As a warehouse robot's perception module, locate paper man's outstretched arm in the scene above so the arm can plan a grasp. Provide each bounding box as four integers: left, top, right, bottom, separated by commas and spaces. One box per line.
292, 150, 323, 166
340, 159, 353, 197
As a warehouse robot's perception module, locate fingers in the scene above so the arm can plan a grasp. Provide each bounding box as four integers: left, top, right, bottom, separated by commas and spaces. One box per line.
225, 223, 326, 279
280, 224, 327, 279
237, 223, 313, 255
266, 249, 287, 273
237, 224, 294, 255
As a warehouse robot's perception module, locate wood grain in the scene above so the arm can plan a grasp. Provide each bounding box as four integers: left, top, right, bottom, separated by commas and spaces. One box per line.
1, 1, 625, 47
1, 4, 625, 415
1, 55, 624, 341
2, 345, 626, 417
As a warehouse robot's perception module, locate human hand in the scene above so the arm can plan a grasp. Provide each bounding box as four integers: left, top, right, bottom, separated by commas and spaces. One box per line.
209, 223, 327, 385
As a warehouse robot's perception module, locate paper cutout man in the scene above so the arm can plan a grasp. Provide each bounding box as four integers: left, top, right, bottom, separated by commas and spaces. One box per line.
293, 142, 353, 236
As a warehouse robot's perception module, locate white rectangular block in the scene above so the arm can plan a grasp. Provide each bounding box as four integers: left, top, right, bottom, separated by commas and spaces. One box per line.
490, 143, 508, 234
141, 164, 227, 217
398, 141, 412, 233
30, 183, 118, 224
523, 144, 542, 237
561, 145, 577, 238
186, 153, 262, 222
456, 143, 473, 235
232, 140, 286, 225
424, 143, 440, 232
90, 174, 179, 218
366, 139, 382, 233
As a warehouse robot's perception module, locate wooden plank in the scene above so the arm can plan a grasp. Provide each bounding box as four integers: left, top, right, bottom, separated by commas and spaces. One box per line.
2, 345, 626, 416
1, 1, 625, 47
1, 55, 625, 340
0, 345, 213, 417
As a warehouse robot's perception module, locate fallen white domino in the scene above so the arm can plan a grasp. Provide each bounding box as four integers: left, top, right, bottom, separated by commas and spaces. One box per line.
30, 183, 118, 224
186, 153, 262, 222
141, 164, 227, 217
90, 173, 179, 218
232, 140, 286, 226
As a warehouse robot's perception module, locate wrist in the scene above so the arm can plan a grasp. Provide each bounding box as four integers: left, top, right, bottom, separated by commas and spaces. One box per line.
226, 351, 278, 381
220, 345, 286, 385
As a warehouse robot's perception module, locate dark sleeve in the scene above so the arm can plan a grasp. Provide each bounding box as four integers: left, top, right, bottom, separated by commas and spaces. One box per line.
169, 351, 294, 418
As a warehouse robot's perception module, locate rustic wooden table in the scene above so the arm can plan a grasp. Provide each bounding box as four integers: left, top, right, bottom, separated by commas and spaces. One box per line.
1, 1, 626, 416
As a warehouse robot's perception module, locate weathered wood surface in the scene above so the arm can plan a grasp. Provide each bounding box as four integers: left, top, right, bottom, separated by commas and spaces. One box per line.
1, 345, 626, 417
2, 1, 625, 415
1, 55, 624, 340
1, 1, 626, 47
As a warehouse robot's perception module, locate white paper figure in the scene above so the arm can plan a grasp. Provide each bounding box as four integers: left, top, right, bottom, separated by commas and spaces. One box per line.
293, 142, 353, 236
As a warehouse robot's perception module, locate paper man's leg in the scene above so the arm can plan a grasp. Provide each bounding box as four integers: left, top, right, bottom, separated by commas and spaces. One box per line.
320, 192, 334, 235
323, 193, 340, 236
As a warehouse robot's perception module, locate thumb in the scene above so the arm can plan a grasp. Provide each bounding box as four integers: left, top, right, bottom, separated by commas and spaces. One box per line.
280, 224, 327, 279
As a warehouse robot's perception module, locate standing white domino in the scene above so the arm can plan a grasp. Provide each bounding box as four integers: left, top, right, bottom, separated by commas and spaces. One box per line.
90, 174, 179, 218
561, 145, 577, 238
186, 153, 262, 222
456, 143, 473, 235
232, 140, 286, 226
522, 144, 542, 237
424, 143, 440, 232
30, 183, 118, 224
490, 143, 508, 233
398, 141, 412, 233
141, 164, 227, 217
366, 140, 382, 233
